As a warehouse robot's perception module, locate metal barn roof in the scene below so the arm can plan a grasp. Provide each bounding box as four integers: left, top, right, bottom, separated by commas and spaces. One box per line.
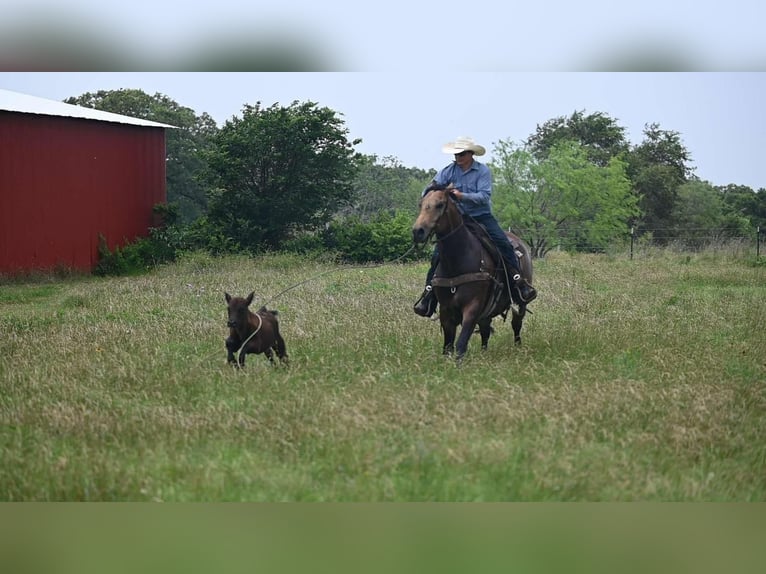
0, 88, 176, 128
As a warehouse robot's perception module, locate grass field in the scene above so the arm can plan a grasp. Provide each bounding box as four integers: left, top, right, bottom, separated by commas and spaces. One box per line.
1, 250, 764, 501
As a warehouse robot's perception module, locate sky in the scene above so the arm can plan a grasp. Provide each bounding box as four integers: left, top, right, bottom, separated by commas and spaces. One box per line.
1, 1, 766, 71
2, 72, 764, 191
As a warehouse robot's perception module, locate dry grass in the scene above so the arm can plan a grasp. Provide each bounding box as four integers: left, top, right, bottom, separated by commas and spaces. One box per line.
1, 250, 764, 500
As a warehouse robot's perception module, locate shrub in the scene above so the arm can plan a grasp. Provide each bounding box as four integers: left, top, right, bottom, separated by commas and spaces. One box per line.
322, 211, 425, 264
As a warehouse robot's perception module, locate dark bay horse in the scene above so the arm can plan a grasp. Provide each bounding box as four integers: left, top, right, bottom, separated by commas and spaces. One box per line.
412, 186, 534, 361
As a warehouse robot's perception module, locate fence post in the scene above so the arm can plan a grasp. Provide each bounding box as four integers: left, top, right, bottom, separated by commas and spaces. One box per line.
630, 227, 635, 260
758, 226, 761, 259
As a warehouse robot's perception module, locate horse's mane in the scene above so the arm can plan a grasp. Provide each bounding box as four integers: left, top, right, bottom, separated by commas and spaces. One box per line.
424, 181, 453, 194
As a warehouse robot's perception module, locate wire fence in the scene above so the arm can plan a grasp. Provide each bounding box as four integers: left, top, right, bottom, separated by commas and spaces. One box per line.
511, 227, 764, 259
627, 227, 764, 260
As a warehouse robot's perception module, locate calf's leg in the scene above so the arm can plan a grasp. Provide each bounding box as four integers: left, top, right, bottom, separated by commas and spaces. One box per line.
226, 336, 240, 364
273, 333, 289, 365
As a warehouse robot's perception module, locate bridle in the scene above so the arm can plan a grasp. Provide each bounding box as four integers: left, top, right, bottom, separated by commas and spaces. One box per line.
421, 188, 464, 245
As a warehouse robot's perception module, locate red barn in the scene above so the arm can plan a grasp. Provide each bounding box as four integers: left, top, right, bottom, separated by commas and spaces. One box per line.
0, 88, 175, 275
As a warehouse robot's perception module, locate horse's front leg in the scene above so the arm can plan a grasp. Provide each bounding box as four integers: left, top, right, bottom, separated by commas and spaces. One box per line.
455, 306, 482, 362
441, 315, 457, 356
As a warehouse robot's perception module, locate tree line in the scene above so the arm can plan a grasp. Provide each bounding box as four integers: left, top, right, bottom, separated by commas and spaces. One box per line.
64, 90, 766, 271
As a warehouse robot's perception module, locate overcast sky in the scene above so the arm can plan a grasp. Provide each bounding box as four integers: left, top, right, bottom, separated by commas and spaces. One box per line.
2, 72, 764, 191
2, 1, 766, 71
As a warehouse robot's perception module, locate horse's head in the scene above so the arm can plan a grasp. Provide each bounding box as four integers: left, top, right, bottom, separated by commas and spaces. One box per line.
412, 183, 458, 244
225, 291, 254, 328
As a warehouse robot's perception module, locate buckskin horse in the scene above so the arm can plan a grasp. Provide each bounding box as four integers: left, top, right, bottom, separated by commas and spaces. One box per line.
411, 185, 534, 362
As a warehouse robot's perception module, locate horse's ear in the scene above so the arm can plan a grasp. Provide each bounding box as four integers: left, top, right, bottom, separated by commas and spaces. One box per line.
225, 292, 231, 303
246, 292, 254, 306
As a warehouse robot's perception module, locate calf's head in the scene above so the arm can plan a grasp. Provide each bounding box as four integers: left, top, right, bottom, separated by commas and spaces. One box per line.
225, 291, 254, 329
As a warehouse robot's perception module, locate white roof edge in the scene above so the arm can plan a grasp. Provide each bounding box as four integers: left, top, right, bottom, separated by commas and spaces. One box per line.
0, 88, 178, 129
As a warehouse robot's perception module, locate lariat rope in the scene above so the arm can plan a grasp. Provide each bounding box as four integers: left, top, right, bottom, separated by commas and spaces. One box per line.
235, 312, 262, 360
258, 244, 418, 310
232, 243, 420, 362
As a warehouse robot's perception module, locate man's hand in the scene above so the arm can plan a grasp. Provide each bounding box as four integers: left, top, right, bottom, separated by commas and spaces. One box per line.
449, 189, 463, 201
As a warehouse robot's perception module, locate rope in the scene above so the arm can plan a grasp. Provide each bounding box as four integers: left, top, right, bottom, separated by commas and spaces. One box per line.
235, 311, 263, 361
225, 243, 421, 365
256, 244, 419, 309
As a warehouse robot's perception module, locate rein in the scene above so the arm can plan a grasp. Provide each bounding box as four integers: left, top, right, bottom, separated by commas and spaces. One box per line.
435, 221, 465, 243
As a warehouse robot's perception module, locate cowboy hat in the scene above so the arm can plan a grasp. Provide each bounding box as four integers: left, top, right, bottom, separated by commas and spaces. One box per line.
441, 136, 486, 156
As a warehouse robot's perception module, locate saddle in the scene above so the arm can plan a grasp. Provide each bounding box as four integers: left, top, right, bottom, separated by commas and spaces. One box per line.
463, 219, 526, 283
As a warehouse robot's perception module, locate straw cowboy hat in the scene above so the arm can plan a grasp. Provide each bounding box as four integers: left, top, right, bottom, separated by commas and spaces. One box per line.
441, 136, 486, 156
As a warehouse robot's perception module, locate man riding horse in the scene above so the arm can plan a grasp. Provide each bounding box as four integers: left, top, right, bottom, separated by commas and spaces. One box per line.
413, 136, 537, 317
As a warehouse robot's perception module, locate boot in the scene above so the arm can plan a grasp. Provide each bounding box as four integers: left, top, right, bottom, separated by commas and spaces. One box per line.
510, 272, 537, 304
413, 285, 437, 317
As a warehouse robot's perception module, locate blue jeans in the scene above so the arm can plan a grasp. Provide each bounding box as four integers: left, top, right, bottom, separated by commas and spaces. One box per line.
425, 213, 521, 285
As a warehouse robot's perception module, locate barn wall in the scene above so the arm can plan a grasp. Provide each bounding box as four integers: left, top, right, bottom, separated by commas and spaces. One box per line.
0, 112, 166, 273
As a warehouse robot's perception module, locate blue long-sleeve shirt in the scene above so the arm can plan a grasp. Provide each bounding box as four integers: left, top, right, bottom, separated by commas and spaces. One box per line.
424, 159, 493, 217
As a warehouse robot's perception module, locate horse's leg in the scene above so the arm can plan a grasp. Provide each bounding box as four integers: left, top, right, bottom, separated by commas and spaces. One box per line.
441, 313, 456, 356
264, 348, 275, 365
455, 304, 482, 362
511, 305, 526, 345
478, 318, 493, 350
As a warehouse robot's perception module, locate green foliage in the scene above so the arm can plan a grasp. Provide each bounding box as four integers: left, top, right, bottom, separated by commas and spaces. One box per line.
627, 123, 694, 234
493, 139, 639, 257
671, 179, 752, 249
93, 205, 184, 276
322, 211, 422, 263
94, 234, 154, 276
343, 154, 433, 221
65, 89, 218, 222
719, 183, 766, 231
526, 109, 630, 167
281, 231, 329, 259
203, 100, 362, 253
168, 216, 242, 256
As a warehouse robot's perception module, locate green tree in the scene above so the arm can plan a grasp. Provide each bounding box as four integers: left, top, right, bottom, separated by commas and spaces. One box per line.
343, 154, 431, 221
493, 139, 638, 257
65, 89, 218, 222
203, 100, 362, 252
719, 184, 766, 232
526, 109, 630, 167
672, 179, 721, 247
626, 122, 694, 237
672, 179, 753, 248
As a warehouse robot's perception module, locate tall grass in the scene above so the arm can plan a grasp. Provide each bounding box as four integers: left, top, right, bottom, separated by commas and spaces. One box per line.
1, 250, 764, 500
